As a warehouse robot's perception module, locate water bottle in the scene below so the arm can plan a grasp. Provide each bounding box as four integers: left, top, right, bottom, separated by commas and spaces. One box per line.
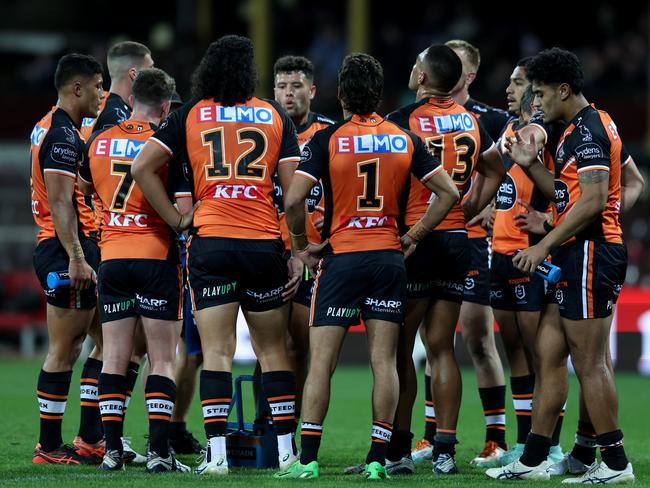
514, 251, 562, 284
47, 271, 70, 288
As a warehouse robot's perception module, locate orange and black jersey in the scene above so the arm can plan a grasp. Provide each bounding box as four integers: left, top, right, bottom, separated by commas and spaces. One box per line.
30, 107, 95, 242
295, 113, 443, 254
151, 97, 301, 239
79, 120, 190, 261
274, 111, 335, 249
387, 96, 495, 231
464, 98, 509, 143
492, 114, 553, 255
554, 105, 623, 245
80, 93, 131, 141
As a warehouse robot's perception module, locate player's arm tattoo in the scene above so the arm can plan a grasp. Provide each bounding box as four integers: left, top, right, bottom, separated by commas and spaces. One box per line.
578, 169, 608, 184
71, 242, 84, 259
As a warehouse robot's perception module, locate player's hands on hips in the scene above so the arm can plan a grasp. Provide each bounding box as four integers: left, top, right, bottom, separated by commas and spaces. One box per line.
295, 241, 328, 278
514, 199, 551, 235
400, 233, 418, 259
504, 131, 538, 168
176, 200, 200, 232
283, 256, 303, 301
467, 202, 495, 231
69, 257, 96, 290
512, 243, 549, 275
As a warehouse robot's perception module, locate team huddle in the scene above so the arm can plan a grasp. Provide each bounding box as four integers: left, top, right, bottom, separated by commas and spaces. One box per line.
28, 34, 641, 483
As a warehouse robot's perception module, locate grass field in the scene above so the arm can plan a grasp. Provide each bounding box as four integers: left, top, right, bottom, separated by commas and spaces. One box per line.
1, 357, 648, 486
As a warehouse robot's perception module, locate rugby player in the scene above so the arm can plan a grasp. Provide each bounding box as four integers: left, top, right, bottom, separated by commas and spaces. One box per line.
487, 47, 634, 484
79, 68, 191, 473
30, 53, 103, 465
276, 52, 459, 481
132, 35, 303, 475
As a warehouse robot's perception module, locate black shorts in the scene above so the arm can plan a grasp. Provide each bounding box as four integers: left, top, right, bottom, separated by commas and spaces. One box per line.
551, 240, 627, 320
187, 236, 288, 312
463, 237, 491, 306
33, 236, 100, 309
98, 259, 182, 322
405, 231, 469, 303
311, 250, 406, 327
490, 252, 545, 312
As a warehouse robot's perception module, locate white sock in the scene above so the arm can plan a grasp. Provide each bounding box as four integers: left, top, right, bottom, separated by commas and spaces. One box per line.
277, 433, 293, 454
208, 436, 227, 459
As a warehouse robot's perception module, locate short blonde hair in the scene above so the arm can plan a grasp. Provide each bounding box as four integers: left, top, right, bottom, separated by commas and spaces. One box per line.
445, 39, 480, 72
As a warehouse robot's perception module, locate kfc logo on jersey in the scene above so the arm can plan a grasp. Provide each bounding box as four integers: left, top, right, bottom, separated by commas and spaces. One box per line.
341, 216, 396, 229
336, 134, 408, 154
197, 105, 273, 125
106, 212, 149, 228
30, 125, 47, 145
417, 113, 475, 133
94, 138, 145, 159
212, 184, 262, 200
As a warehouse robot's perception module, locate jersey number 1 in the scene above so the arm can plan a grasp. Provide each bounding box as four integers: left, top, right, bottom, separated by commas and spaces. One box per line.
357, 159, 383, 210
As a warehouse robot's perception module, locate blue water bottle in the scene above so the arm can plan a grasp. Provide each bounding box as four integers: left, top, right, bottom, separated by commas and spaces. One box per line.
47, 271, 70, 288
514, 251, 562, 284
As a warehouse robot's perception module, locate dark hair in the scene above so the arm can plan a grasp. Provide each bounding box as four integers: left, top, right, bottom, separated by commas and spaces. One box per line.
274, 55, 314, 81
516, 56, 533, 69
526, 47, 584, 94
520, 85, 535, 116
422, 44, 463, 93
107, 41, 151, 62
338, 53, 383, 115
191, 35, 256, 106
132, 68, 175, 107
54, 53, 103, 91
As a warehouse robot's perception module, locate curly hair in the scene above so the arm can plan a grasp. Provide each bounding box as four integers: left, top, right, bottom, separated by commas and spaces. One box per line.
273, 55, 314, 81
422, 44, 462, 93
338, 53, 383, 115
526, 47, 584, 94
191, 35, 257, 106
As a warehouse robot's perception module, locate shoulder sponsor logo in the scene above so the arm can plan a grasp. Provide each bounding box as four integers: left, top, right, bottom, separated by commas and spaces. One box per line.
94, 138, 145, 158
579, 125, 592, 142
575, 143, 604, 161
306, 182, 322, 212
81, 117, 95, 127
197, 105, 273, 125
30, 125, 47, 145
336, 134, 408, 154
495, 174, 517, 211
554, 179, 570, 214
50, 142, 78, 166
417, 113, 476, 133
300, 145, 312, 162
607, 121, 619, 140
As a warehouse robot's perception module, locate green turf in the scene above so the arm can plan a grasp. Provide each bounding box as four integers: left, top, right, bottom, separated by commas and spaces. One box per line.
1, 357, 648, 486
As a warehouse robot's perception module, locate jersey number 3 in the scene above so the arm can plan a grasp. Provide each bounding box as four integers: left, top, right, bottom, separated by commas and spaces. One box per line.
426, 134, 476, 185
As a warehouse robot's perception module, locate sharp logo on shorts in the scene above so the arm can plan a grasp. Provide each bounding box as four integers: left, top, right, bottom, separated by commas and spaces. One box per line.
246, 286, 284, 302
407, 281, 433, 292
106, 212, 149, 228
554, 180, 570, 214
213, 184, 262, 200
136, 294, 168, 311
104, 299, 136, 314
336, 134, 408, 154
197, 105, 273, 125
94, 138, 145, 158
495, 174, 517, 211
326, 307, 361, 318
203, 282, 237, 297
341, 216, 396, 229
30, 125, 47, 145
434, 279, 464, 292
417, 113, 476, 133
365, 298, 402, 313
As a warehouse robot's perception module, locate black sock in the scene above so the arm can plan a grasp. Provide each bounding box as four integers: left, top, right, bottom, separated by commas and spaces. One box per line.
37, 370, 72, 451
170, 421, 187, 438
145, 375, 176, 458
551, 404, 566, 446
597, 430, 628, 471
300, 422, 322, 464
386, 429, 413, 462
571, 420, 597, 466
519, 432, 552, 467
511, 375, 534, 444
433, 430, 457, 457
261, 371, 296, 435
123, 361, 140, 417
98, 373, 126, 453
424, 374, 436, 443
77, 357, 102, 444
200, 370, 232, 438
479, 385, 507, 449
366, 421, 392, 465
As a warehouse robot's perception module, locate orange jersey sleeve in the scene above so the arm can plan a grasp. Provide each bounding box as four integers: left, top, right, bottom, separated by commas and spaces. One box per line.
151, 97, 301, 239
30, 107, 96, 242
296, 114, 443, 254
81, 120, 175, 260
